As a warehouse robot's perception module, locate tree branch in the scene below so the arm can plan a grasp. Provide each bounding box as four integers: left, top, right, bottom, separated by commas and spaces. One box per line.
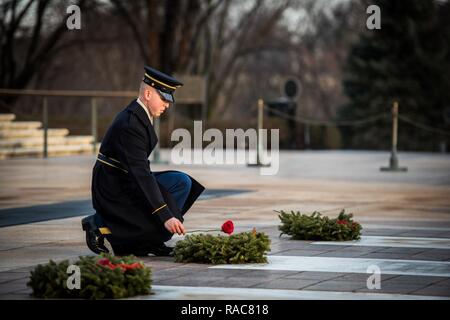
110, 0, 149, 62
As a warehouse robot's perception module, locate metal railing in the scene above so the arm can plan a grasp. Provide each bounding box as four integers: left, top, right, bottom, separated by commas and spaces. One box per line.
0, 88, 139, 158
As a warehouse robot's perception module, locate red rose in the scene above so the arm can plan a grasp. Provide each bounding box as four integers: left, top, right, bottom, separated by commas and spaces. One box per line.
221, 220, 234, 235
188, 220, 235, 234
337, 220, 348, 225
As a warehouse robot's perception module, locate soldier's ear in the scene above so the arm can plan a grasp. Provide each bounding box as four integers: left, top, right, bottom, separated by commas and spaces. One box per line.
144, 87, 153, 100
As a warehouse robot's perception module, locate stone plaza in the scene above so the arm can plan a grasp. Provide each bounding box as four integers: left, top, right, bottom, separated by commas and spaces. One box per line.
0, 150, 449, 299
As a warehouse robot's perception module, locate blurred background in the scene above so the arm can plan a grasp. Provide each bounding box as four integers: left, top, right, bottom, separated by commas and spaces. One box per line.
1, 0, 449, 153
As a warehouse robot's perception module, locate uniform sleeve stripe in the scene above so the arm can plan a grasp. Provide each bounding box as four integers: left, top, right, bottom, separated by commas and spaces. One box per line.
97, 158, 129, 173
99, 152, 121, 164
152, 204, 168, 214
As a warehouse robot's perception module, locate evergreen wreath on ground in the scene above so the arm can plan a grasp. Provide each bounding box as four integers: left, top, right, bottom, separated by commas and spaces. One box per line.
277, 209, 362, 241
27, 254, 151, 299
174, 228, 271, 264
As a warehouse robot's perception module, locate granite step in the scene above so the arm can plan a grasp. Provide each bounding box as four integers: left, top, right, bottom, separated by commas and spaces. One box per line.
0, 135, 93, 148
0, 114, 15, 122
0, 143, 97, 159
0, 128, 69, 139
0, 121, 42, 130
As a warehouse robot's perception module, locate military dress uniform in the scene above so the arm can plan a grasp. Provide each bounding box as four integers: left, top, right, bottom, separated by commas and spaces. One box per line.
82, 66, 205, 256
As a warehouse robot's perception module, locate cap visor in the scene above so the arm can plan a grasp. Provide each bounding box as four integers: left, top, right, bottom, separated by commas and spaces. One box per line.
158, 90, 174, 103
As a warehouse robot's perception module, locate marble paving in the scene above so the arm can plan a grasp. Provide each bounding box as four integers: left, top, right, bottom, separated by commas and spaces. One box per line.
211, 256, 450, 277
144, 285, 449, 300
1, 151, 449, 299
313, 236, 450, 249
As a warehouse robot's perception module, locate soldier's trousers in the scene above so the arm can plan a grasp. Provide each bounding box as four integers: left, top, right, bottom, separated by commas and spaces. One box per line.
93, 171, 192, 235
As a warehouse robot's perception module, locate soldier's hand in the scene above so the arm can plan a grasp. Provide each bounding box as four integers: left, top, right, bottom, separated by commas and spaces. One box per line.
164, 217, 186, 235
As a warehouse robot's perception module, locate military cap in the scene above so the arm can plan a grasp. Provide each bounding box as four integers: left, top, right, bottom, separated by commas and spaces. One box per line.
142, 66, 183, 103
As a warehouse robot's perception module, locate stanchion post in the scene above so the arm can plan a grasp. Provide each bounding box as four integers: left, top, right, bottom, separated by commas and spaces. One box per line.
391, 101, 399, 168
43, 97, 48, 158
152, 117, 168, 164
248, 98, 270, 167
257, 98, 264, 165
91, 97, 97, 154
380, 101, 407, 172
304, 124, 310, 150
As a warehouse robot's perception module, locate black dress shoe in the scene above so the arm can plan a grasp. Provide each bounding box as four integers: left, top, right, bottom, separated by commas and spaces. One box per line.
144, 243, 174, 257
81, 215, 109, 254
128, 243, 174, 257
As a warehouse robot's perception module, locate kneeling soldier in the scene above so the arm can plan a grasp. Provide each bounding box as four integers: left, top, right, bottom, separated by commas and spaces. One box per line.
82, 66, 205, 256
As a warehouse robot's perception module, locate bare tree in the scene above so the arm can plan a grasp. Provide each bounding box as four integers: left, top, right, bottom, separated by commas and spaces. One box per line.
0, 0, 87, 105
110, 0, 224, 73
206, 0, 293, 118
109, 0, 293, 119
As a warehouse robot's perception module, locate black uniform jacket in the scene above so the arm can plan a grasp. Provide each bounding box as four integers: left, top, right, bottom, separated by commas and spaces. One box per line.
92, 99, 205, 245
